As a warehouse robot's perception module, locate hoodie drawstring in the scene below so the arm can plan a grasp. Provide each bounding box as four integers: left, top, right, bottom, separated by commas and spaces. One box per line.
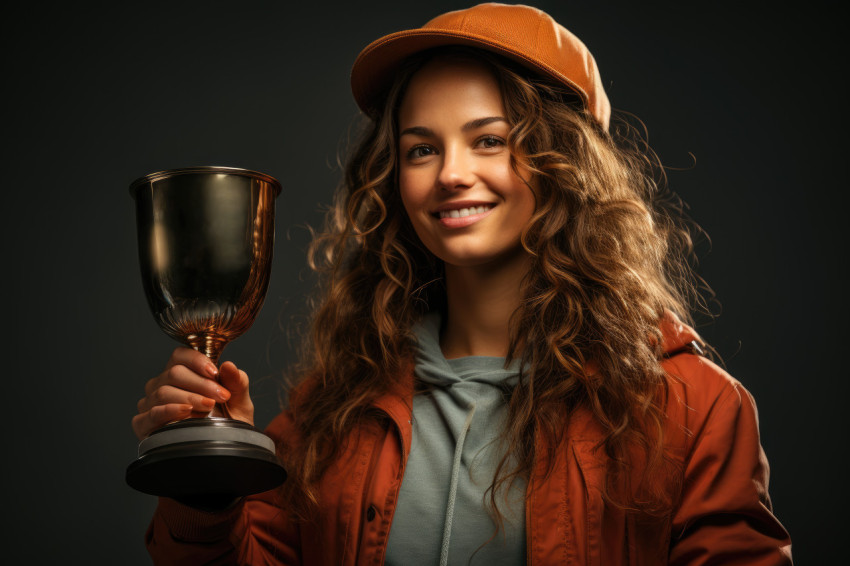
439, 402, 477, 566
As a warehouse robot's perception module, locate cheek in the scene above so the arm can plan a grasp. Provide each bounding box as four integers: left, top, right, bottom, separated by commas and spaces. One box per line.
399, 171, 428, 216
497, 167, 535, 207
490, 157, 529, 193
506, 176, 537, 229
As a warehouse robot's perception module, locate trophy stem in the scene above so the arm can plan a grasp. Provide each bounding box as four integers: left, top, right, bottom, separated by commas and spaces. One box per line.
185, 333, 228, 366
184, 333, 232, 418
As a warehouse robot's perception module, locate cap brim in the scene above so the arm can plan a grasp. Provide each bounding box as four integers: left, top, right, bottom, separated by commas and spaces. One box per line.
350, 28, 591, 117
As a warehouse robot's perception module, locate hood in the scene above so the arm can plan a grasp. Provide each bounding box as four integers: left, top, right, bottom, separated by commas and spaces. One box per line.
412, 311, 521, 388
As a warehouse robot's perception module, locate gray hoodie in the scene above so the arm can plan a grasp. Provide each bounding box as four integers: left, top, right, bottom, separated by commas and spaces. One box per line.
384, 312, 526, 566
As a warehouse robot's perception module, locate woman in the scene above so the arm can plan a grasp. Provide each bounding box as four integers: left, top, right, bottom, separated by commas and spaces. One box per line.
136, 4, 792, 564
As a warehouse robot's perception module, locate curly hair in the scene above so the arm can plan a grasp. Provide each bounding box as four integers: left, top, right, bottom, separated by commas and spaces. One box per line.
280, 47, 711, 523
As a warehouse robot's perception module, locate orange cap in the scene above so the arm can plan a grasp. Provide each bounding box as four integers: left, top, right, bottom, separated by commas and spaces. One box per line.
351, 3, 611, 129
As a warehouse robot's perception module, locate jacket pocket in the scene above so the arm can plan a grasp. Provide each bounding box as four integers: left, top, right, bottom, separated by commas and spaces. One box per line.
572, 439, 670, 566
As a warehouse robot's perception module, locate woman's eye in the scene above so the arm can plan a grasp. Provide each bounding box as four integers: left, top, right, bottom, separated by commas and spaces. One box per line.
476, 135, 505, 150
407, 145, 436, 160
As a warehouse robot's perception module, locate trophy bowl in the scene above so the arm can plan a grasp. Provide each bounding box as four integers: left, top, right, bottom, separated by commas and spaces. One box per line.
126, 166, 286, 504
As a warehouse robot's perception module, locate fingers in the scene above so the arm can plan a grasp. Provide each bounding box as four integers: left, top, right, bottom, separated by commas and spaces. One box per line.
142, 363, 231, 411
218, 362, 254, 425
218, 362, 249, 397
145, 347, 219, 396
167, 347, 220, 377
132, 403, 193, 441
136, 384, 217, 415
132, 348, 256, 441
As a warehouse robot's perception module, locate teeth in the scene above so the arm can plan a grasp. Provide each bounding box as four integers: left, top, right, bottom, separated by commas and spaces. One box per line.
439, 205, 492, 219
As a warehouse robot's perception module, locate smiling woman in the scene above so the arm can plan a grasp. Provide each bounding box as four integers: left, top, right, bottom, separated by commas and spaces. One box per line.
138, 3, 792, 565
398, 56, 536, 270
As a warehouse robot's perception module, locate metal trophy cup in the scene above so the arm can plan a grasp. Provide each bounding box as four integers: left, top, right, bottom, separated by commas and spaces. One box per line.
126, 166, 286, 505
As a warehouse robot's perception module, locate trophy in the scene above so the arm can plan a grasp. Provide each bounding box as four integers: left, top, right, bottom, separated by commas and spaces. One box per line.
126, 166, 286, 505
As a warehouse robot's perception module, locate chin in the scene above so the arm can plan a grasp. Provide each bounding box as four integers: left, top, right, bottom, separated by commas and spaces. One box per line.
436, 246, 529, 270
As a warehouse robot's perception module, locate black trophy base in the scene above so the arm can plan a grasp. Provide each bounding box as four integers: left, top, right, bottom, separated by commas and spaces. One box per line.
126, 417, 286, 504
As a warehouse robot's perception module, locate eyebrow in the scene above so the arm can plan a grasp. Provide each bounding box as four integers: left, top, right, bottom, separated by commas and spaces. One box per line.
399, 116, 508, 138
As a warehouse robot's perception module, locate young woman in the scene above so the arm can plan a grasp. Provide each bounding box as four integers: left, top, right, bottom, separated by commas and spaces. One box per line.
135, 4, 792, 564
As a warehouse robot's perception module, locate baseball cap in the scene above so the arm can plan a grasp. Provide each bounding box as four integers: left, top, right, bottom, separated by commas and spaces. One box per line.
350, 3, 611, 129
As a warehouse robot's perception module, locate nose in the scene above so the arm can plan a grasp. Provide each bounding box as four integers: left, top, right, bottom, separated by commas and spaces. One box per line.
437, 144, 475, 190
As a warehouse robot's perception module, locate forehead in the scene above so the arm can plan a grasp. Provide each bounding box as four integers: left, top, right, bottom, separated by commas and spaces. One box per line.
398, 57, 505, 124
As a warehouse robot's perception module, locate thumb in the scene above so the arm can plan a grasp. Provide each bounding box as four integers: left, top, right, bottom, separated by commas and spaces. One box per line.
218, 361, 254, 426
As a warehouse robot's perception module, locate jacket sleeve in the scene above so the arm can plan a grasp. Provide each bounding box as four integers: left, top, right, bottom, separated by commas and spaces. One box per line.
144, 413, 301, 566
667, 359, 792, 566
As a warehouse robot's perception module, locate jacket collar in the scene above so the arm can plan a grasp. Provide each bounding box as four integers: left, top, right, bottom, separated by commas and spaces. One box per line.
369, 313, 704, 455
660, 310, 704, 356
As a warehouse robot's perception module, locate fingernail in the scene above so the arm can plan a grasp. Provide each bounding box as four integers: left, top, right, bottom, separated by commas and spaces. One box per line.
200, 397, 215, 408
217, 387, 231, 402
205, 364, 219, 378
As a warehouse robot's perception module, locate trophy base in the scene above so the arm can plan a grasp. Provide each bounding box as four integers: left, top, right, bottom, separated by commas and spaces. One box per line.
126, 417, 286, 502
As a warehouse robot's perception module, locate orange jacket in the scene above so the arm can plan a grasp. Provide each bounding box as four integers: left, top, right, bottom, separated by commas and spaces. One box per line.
146, 319, 792, 565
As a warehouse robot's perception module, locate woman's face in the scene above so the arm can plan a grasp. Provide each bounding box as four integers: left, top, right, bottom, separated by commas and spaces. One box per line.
397, 57, 535, 269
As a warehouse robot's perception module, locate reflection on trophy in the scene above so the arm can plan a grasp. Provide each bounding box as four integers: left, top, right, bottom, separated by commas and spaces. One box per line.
126, 166, 286, 505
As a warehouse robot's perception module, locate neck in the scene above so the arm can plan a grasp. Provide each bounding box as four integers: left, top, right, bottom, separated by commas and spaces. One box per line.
440, 252, 531, 359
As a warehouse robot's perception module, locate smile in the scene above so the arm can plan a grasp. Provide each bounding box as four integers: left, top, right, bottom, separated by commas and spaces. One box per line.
437, 205, 494, 219
433, 204, 496, 228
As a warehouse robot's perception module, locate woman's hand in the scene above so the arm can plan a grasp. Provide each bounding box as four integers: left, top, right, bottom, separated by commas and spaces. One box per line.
132, 347, 255, 441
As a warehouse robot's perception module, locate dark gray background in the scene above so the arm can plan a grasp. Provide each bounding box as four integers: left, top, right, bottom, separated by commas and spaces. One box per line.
4, 1, 844, 563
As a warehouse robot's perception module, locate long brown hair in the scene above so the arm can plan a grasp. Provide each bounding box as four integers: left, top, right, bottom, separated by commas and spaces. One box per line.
281, 47, 710, 522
